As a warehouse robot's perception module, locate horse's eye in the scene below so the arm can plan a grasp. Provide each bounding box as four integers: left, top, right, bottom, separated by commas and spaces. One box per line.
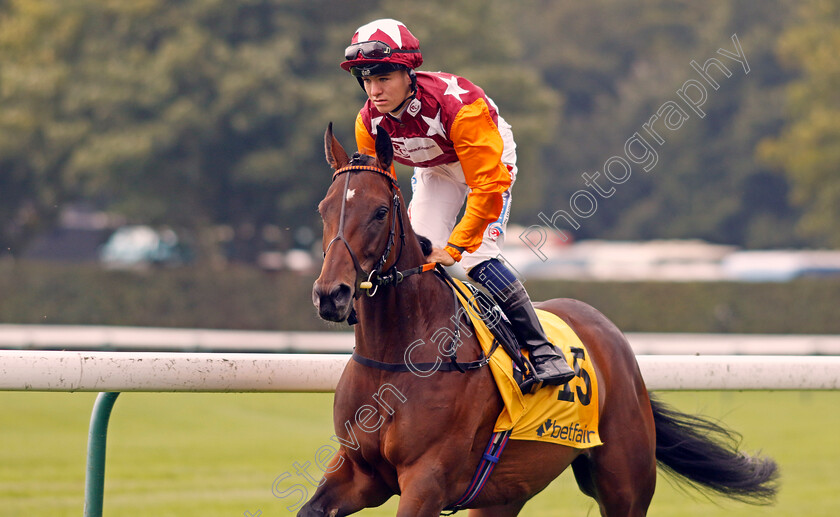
375, 207, 388, 220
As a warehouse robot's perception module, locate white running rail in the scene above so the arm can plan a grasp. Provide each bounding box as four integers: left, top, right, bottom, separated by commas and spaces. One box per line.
1, 350, 839, 392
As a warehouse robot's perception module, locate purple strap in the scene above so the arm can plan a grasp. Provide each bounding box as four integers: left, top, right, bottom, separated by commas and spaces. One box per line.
442, 430, 512, 514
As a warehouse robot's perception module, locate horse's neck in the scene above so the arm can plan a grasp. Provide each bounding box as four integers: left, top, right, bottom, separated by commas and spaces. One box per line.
353, 253, 454, 364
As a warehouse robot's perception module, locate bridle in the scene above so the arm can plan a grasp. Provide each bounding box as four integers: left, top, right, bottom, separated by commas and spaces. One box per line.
324, 163, 435, 298
324, 163, 500, 381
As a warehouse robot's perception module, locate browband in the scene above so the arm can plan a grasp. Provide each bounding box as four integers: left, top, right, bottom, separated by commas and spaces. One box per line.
332, 164, 399, 188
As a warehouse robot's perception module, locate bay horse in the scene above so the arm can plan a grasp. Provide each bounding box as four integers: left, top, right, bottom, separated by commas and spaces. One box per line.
304, 123, 778, 516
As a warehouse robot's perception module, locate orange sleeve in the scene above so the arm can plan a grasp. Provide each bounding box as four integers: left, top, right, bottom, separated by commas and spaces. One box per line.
355, 112, 376, 157
355, 112, 397, 177
445, 98, 512, 260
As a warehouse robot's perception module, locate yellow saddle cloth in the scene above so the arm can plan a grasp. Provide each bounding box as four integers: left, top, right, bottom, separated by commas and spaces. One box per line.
452, 280, 602, 449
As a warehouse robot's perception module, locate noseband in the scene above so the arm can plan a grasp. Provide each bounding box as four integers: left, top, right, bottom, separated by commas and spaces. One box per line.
324, 164, 433, 298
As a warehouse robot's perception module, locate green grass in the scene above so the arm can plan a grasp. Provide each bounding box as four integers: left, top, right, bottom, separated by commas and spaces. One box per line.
1, 391, 838, 516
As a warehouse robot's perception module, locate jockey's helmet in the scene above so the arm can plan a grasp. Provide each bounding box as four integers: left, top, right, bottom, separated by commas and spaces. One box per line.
341, 19, 423, 80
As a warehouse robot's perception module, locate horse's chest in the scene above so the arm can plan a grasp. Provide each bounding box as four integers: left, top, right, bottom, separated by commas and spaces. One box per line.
334, 377, 409, 452
335, 398, 433, 476
335, 405, 402, 459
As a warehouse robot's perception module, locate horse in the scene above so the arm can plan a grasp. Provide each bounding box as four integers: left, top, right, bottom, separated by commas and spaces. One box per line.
302, 123, 778, 516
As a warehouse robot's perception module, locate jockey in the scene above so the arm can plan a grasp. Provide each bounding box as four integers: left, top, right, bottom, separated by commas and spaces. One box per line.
341, 19, 574, 386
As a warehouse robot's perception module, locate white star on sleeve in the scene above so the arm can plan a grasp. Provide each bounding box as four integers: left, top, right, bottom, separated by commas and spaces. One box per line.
370, 116, 383, 135
422, 109, 446, 138
440, 75, 469, 103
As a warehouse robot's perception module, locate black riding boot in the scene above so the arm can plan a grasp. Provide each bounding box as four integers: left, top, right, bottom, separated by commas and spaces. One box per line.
494, 281, 576, 386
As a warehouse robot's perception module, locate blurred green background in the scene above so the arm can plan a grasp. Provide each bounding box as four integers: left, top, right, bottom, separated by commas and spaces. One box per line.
1, 0, 839, 267
3, 0, 840, 330
2, 261, 840, 332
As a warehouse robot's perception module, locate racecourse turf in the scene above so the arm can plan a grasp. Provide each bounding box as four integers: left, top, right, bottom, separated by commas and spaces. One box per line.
0, 391, 838, 516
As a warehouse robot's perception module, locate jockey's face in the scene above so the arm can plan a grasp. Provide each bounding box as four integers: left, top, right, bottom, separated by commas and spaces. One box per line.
363, 70, 412, 114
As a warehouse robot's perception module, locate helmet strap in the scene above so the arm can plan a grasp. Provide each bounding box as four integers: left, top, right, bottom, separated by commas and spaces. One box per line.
392, 70, 418, 114
390, 91, 416, 117
408, 69, 417, 93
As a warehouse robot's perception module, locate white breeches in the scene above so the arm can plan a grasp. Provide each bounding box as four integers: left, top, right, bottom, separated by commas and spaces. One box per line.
407, 116, 517, 272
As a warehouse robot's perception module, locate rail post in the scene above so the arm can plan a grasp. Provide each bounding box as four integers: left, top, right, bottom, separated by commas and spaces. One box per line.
83, 392, 120, 517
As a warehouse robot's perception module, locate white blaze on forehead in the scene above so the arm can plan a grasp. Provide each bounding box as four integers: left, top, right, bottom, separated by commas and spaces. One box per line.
355, 19, 404, 47
346, 188, 356, 201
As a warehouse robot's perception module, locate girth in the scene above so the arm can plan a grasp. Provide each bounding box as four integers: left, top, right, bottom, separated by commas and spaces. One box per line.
350, 346, 496, 375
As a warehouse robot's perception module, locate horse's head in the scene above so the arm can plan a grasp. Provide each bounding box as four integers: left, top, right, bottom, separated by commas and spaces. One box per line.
312, 123, 404, 322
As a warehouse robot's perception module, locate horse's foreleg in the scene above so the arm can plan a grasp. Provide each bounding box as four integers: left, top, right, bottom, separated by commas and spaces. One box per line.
297, 450, 391, 517
393, 465, 450, 517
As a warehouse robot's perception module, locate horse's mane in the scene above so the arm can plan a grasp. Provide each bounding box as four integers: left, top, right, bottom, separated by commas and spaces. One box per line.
416, 234, 433, 256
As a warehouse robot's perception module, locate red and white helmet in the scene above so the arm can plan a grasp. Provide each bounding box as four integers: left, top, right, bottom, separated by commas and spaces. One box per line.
341, 19, 423, 77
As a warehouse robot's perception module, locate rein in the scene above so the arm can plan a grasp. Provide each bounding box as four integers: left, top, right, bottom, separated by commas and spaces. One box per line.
325, 164, 435, 297
350, 266, 501, 375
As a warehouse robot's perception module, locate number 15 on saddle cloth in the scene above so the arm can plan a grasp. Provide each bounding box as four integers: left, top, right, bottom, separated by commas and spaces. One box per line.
452, 279, 603, 449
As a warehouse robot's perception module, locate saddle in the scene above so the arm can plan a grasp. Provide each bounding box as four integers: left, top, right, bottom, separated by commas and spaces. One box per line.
440, 267, 602, 452
436, 268, 540, 394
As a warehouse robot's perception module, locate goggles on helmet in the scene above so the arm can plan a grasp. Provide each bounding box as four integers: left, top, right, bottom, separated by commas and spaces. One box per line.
344, 40, 421, 61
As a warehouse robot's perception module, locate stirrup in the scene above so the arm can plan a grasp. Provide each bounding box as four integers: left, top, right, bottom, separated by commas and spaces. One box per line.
512, 357, 540, 394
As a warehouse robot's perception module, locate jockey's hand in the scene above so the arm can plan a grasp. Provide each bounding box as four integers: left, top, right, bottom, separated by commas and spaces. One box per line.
427, 247, 456, 266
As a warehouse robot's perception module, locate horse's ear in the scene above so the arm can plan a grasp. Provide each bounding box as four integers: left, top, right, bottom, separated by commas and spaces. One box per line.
325, 122, 350, 170
374, 129, 393, 171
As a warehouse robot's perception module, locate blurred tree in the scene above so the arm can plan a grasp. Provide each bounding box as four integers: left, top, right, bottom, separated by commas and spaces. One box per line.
514, 0, 798, 248
0, 0, 368, 261
758, 0, 840, 248
0, 0, 818, 262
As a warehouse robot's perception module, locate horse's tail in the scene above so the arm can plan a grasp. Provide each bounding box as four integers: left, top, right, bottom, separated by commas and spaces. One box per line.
650, 395, 779, 505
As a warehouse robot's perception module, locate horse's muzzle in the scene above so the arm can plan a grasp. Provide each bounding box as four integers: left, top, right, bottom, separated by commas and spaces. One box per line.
312, 282, 354, 322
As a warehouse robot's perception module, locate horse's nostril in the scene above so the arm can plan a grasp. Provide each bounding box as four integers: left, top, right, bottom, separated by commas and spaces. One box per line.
312, 282, 353, 321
